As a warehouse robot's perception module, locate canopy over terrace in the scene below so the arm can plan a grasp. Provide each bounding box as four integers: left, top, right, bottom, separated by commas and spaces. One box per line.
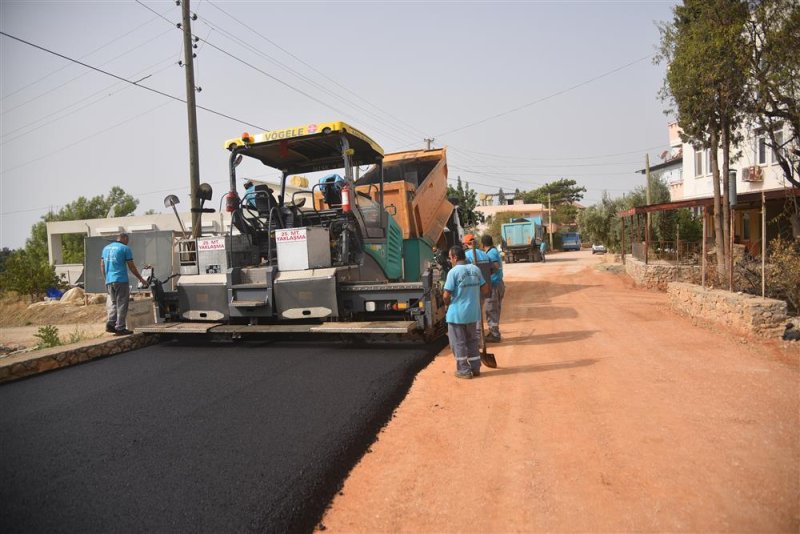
618, 188, 799, 261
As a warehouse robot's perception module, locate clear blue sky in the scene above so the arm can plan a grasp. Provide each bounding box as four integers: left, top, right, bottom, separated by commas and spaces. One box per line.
1, 0, 677, 250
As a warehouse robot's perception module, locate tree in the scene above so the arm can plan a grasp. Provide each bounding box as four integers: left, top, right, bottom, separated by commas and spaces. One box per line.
744, 0, 800, 238
447, 177, 483, 230
577, 193, 628, 252
26, 187, 139, 264
657, 0, 750, 279
497, 188, 506, 205
519, 178, 586, 227
520, 178, 586, 205
0, 247, 12, 274
0, 249, 59, 301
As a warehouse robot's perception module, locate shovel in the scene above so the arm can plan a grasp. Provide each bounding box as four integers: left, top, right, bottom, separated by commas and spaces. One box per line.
478, 296, 497, 368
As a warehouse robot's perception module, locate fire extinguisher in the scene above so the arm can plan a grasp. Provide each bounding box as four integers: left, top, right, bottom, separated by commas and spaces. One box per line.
224, 191, 239, 213
341, 182, 351, 213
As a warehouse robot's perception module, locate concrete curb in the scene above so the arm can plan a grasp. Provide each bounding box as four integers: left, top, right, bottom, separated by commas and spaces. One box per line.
0, 333, 160, 384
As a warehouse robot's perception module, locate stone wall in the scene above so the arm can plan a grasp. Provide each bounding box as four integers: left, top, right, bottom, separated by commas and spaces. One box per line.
667, 282, 787, 338
0, 333, 160, 384
624, 256, 701, 290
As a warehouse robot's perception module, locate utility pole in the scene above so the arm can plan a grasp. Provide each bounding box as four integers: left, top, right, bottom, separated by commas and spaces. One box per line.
645, 153, 652, 236
424, 138, 434, 150
181, 0, 201, 237
548, 193, 553, 250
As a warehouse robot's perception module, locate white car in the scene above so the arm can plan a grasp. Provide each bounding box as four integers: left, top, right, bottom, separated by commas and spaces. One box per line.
591, 243, 607, 254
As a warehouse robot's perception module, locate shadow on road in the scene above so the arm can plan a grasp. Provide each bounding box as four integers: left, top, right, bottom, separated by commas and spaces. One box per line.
483, 357, 598, 377
508, 281, 600, 302
499, 329, 597, 346
506, 305, 578, 320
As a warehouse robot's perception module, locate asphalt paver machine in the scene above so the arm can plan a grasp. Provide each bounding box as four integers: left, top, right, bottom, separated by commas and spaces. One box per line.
140, 121, 462, 341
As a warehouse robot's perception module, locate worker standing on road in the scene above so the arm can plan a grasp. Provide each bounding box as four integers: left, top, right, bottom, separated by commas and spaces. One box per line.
481, 234, 504, 342
540, 238, 548, 263
463, 234, 492, 338
463, 234, 492, 281
100, 232, 148, 336
443, 245, 488, 379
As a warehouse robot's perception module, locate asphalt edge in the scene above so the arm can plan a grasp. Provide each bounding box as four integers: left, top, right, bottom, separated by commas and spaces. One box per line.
0, 333, 160, 384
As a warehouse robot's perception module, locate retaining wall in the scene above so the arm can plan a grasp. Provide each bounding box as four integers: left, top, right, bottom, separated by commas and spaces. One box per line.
624, 256, 701, 290
667, 282, 787, 338
0, 333, 160, 384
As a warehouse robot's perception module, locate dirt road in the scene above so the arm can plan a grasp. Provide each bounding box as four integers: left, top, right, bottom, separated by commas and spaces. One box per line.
319, 251, 799, 532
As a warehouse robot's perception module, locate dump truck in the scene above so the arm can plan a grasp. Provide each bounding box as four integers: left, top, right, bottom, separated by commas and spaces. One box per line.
137, 121, 462, 341
501, 217, 544, 263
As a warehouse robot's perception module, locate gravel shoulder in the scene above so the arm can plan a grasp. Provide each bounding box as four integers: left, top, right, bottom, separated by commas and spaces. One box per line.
318, 251, 800, 532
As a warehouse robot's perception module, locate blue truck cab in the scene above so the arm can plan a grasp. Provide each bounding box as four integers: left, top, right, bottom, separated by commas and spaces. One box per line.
561, 232, 582, 251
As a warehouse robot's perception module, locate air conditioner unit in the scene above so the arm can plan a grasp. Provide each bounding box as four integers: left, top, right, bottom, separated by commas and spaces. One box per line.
742, 166, 764, 182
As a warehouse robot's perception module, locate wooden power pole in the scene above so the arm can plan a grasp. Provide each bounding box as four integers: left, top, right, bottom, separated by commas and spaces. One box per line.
181, 0, 201, 237
645, 153, 652, 233
548, 193, 553, 250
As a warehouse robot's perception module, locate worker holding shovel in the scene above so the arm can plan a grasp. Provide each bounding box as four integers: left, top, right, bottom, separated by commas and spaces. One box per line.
444, 245, 490, 379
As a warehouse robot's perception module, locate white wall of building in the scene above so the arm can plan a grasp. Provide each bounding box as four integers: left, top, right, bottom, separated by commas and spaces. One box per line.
680, 124, 793, 200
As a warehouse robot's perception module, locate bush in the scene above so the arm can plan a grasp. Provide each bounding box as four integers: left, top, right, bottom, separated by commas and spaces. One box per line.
768, 237, 800, 313
34, 325, 62, 349
0, 250, 59, 302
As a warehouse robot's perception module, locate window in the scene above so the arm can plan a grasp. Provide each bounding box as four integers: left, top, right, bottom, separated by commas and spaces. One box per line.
756, 126, 784, 165
757, 136, 768, 165
694, 149, 704, 178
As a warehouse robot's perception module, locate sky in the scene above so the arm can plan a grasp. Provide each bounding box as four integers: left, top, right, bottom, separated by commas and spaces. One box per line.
0, 0, 679, 250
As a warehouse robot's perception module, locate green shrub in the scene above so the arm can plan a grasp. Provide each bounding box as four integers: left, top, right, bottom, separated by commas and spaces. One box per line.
34, 325, 62, 349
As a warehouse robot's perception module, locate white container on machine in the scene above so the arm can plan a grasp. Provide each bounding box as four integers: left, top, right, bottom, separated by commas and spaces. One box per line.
274, 227, 332, 271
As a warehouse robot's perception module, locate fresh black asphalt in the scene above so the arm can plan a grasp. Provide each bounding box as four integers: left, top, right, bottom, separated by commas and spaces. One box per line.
0, 338, 444, 533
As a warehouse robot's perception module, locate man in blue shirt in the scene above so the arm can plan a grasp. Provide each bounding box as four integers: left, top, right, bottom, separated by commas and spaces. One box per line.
443, 245, 489, 379
464, 234, 492, 340
100, 232, 148, 335
482, 234, 505, 342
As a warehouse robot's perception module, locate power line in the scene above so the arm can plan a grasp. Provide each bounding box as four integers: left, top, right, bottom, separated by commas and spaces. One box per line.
0, 9, 175, 103
136, 0, 424, 146
0, 31, 267, 131
204, 0, 432, 141
447, 143, 669, 162
1, 27, 174, 118
1, 57, 176, 146
433, 54, 653, 138
188, 19, 420, 147
1, 101, 174, 175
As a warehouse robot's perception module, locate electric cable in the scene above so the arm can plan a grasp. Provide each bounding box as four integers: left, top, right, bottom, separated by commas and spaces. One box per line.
0, 7, 176, 103
432, 54, 653, 138
1, 27, 174, 118
1, 56, 176, 145
204, 0, 432, 141
0, 31, 267, 131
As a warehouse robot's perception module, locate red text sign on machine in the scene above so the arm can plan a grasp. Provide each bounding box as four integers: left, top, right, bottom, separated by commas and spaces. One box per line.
275, 228, 307, 243
198, 238, 225, 251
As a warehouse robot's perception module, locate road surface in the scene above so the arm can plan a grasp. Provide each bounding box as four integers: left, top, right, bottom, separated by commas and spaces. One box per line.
0, 338, 443, 533
319, 251, 799, 532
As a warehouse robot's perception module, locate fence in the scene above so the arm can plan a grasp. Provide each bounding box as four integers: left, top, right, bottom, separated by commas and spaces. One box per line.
624, 239, 798, 313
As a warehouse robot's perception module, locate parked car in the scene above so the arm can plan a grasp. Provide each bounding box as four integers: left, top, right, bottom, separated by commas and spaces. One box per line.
591, 243, 607, 254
